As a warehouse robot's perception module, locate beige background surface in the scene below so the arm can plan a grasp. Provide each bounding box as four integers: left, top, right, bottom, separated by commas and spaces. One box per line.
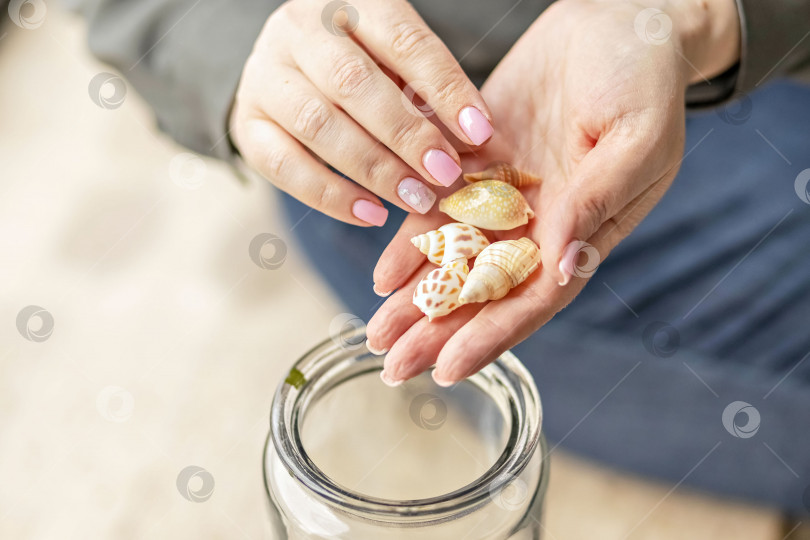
0, 6, 785, 539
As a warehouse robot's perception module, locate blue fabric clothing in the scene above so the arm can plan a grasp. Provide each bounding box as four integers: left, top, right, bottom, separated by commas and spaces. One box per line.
279, 80, 810, 514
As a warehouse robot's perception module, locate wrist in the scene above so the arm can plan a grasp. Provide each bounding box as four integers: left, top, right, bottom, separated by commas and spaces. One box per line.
665, 0, 741, 84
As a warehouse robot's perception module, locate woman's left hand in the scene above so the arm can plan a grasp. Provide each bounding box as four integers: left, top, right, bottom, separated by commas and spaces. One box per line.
366, 0, 740, 386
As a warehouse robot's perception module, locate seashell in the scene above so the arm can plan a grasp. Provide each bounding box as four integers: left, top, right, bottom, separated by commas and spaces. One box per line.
438, 180, 535, 230
410, 223, 490, 266
412, 260, 469, 321
459, 238, 540, 304
463, 162, 542, 188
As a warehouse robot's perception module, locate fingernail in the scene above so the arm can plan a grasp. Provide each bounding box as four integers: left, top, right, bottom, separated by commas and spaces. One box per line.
352, 199, 388, 226
397, 177, 436, 214
423, 149, 461, 187
380, 370, 403, 387
431, 370, 455, 387
373, 284, 392, 297
558, 243, 578, 286
458, 107, 493, 146
366, 340, 389, 356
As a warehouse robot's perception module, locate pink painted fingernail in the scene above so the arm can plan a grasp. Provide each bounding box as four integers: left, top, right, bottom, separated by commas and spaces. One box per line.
373, 284, 392, 297
431, 370, 455, 387
352, 200, 388, 226
458, 107, 493, 146
397, 177, 436, 214
558, 242, 579, 286
380, 370, 403, 387
422, 149, 462, 187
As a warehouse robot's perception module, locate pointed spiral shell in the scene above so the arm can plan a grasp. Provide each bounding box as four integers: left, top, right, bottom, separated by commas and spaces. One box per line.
412, 260, 469, 321
463, 162, 542, 188
410, 223, 490, 266
458, 238, 540, 304
438, 180, 535, 230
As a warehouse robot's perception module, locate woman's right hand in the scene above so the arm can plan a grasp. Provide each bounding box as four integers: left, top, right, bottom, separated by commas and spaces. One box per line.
230, 0, 494, 226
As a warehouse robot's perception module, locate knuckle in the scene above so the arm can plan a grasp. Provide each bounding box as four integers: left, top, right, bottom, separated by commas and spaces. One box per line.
435, 75, 468, 103
363, 154, 390, 186
313, 179, 336, 211
388, 114, 424, 150
257, 144, 290, 182
292, 97, 332, 142
329, 54, 374, 98
390, 21, 431, 61
578, 193, 611, 233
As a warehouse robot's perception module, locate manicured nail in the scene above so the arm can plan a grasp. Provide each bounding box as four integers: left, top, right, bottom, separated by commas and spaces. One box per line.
373, 284, 392, 297
352, 199, 388, 226
397, 177, 436, 214
458, 107, 493, 146
380, 370, 403, 387
423, 149, 462, 187
431, 370, 455, 387
366, 340, 389, 356
558, 243, 579, 286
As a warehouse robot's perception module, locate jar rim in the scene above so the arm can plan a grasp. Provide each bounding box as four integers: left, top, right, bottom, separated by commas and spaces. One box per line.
264, 325, 544, 522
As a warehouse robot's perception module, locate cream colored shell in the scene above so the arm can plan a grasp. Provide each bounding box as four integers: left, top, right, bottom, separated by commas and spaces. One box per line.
458, 238, 540, 304
463, 162, 542, 188
412, 260, 469, 321
410, 223, 490, 266
438, 180, 535, 230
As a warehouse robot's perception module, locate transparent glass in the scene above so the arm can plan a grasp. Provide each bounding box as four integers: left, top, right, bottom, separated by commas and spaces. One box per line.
263, 325, 548, 539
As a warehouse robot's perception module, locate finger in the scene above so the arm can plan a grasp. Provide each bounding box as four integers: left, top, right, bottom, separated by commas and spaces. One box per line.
352, 0, 494, 147
380, 301, 484, 386
289, 16, 463, 187
541, 128, 680, 287
371, 210, 450, 295
237, 117, 388, 226
366, 263, 431, 353
262, 66, 438, 214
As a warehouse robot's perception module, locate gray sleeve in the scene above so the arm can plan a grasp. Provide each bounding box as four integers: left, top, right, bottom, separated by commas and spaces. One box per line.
67, 0, 281, 161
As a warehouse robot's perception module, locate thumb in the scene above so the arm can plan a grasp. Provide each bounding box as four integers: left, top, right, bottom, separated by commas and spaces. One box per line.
540, 136, 657, 286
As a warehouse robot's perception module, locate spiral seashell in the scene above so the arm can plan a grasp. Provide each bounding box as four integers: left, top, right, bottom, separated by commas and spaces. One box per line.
463, 162, 542, 188
410, 223, 490, 266
439, 180, 535, 230
412, 260, 469, 321
459, 238, 540, 304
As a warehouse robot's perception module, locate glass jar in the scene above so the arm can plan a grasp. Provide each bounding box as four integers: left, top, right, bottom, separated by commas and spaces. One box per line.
263, 324, 548, 539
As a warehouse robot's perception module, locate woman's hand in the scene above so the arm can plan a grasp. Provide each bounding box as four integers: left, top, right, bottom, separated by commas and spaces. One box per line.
366, 0, 740, 385
230, 0, 494, 226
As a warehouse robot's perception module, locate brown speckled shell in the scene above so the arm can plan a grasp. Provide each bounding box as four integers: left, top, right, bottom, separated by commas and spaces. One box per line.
463, 162, 542, 188
412, 260, 469, 321
410, 223, 490, 266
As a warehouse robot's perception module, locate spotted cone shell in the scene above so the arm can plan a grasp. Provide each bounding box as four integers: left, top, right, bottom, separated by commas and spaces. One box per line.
438, 180, 535, 230
412, 260, 469, 321
463, 162, 542, 188
459, 238, 540, 304
410, 223, 490, 266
